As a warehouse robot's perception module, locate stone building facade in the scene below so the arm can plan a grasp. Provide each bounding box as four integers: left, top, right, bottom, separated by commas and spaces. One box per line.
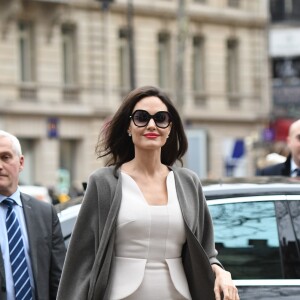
0, 0, 270, 193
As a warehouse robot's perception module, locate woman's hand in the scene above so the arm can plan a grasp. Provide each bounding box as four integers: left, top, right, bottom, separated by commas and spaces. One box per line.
211, 264, 239, 300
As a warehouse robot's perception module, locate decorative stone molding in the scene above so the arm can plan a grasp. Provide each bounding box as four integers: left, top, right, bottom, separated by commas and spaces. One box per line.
1, 0, 23, 38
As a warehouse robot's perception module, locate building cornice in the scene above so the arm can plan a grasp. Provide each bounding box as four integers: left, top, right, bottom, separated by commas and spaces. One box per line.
28, 0, 268, 28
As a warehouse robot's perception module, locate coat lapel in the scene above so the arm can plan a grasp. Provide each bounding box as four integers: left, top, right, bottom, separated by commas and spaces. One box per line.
172, 167, 197, 232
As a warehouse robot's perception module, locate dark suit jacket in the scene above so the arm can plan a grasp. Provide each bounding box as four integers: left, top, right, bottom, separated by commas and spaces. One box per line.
256, 154, 291, 176
0, 193, 66, 300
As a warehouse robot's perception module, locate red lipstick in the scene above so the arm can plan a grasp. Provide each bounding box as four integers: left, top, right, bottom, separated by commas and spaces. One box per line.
144, 133, 159, 139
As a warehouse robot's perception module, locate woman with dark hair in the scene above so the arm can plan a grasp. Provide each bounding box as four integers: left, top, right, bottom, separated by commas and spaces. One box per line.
57, 86, 239, 300
96, 85, 187, 168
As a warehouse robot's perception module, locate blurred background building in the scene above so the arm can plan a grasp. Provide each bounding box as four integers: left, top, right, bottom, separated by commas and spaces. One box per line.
0, 0, 270, 194
269, 0, 300, 145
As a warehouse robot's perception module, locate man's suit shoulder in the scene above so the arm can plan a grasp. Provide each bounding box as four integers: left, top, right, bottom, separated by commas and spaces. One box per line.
256, 162, 285, 176
21, 192, 54, 212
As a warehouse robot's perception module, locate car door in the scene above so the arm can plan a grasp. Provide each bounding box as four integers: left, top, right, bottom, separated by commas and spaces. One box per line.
208, 195, 300, 300
275, 196, 300, 279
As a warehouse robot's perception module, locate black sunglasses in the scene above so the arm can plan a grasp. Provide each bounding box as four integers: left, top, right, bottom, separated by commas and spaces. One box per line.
130, 110, 172, 128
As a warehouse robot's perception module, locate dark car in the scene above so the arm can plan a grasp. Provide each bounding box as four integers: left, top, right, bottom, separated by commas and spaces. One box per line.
57, 177, 300, 299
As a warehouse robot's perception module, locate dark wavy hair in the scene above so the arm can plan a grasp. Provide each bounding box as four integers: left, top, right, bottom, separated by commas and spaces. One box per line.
95, 86, 188, 169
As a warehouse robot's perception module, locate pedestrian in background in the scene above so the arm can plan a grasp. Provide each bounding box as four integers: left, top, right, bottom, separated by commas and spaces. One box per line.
256, 119, 300, 176
0, 130, 66, 300
57, 86, 239, 300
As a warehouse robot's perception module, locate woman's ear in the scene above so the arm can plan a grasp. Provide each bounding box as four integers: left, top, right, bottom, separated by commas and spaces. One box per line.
127, 126, 132, 136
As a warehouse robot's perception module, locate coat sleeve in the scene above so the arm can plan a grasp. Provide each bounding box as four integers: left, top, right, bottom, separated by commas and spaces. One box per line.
56, 172, 102, 300
196, 183, 222, 267
186, 169, 222, 267
175, 168, 219, 299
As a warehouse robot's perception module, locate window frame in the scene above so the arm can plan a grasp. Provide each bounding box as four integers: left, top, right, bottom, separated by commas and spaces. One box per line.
226, 38, 239, 95
118, 27, 131, 94
61, 24, 78, 86
18, 21, 35, 83
157, 31, 171, 89
192, 35, 205, 93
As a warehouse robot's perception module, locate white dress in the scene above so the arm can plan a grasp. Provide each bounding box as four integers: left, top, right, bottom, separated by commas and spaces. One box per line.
108, 171, 192, 300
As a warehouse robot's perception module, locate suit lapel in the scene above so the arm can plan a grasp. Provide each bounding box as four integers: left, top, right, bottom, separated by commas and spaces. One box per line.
0, 246, 5, 283
283, 155, 292, 176
21, 193, 39, 284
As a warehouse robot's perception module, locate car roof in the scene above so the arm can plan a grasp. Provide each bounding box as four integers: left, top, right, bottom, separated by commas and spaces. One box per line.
19, 185, 52, 203
57, 203, 82, 223
202, 176, 300, 200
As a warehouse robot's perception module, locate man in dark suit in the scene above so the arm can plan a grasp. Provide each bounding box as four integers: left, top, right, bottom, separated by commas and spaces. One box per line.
0, 130, 66, 300
256, 119, 300, 177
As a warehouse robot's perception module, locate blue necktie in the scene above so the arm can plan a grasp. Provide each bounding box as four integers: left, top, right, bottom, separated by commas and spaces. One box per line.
3, 198, 33, 300
297, 169, 300, 177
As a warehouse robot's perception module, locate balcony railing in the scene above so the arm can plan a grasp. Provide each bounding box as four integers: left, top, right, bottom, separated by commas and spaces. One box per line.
19, 83, 37, 101
63, 86, 79, 101
193, 91, 207, 107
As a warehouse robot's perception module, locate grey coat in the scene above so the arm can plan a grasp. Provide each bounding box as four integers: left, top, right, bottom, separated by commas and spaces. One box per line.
57, 166, 221, 300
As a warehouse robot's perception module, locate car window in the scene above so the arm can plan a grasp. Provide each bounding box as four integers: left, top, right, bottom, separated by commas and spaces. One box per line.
275, 200, 300, 279
209, 201, 282, 279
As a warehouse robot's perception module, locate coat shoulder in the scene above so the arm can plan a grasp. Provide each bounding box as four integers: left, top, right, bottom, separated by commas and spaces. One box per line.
257, 162, 285, 175
171, 166, 200, 184
89, 166, 117, 182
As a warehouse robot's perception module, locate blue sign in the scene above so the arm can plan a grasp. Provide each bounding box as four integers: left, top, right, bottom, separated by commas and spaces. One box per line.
47, 117, 59, 138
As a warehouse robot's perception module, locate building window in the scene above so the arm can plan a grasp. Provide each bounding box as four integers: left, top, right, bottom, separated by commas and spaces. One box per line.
118, 27, 130, 94
272, 57, 300, 118
270, 0, 300, 22
19, 21, 35, 83
226, 39, 239, 95
157, 32, 171, 89
192, 36, 205, 93
62, 24, 77, 86
272, 57, 300, 84
228, 0, 239, 7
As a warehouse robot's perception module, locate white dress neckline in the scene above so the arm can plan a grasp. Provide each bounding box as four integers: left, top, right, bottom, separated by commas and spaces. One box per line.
120, 171, 173, 207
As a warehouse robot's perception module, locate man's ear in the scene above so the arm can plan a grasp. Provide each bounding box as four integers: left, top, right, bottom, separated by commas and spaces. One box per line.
19, 155, 25, 172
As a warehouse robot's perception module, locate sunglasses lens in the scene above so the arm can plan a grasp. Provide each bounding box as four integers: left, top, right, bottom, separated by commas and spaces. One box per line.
131, 110, 171, 128
132, 110, 150, 126
154, 112, 170, 128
